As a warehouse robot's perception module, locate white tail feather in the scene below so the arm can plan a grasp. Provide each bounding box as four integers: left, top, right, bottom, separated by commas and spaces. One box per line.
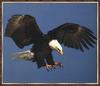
11, 50, 34, 60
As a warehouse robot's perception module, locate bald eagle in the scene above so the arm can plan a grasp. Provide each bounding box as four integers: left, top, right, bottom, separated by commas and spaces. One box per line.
5, 15, 96, 71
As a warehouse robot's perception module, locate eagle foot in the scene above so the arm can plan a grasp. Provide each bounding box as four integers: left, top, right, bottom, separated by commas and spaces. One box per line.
45, 62, 63, 71
54, 62, 63, 68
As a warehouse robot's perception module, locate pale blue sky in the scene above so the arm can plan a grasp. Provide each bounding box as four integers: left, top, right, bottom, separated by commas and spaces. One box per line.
3, 3, 97, 83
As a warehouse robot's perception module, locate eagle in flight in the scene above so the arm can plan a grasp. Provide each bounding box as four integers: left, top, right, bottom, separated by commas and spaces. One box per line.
5, 15, 96, 71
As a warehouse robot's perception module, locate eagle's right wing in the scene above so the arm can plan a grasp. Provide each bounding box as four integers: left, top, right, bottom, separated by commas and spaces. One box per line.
47, 23, 96, 52
5, 15, 43, 48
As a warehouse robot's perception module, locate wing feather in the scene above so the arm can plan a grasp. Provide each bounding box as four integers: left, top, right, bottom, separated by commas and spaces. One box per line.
5, 15, 43, 48
47, 23, 96, 52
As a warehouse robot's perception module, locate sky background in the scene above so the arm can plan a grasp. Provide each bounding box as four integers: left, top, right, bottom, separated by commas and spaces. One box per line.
3, 3, 97, 83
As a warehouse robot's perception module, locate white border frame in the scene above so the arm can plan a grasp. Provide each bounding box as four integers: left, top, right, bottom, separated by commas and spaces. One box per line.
2, 1, 99, 85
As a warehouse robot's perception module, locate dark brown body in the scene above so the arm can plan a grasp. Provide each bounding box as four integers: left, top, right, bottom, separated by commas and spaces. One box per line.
31, 37, 55, 68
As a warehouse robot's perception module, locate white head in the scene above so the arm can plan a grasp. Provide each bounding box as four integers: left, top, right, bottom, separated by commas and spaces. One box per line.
49, 39, 63, 55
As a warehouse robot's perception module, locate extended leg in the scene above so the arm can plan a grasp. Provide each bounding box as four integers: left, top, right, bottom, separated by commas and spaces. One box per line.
45, 53, 63, 71
45, 53, 55, 65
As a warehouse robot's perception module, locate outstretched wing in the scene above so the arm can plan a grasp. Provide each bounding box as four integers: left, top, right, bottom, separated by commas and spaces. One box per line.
5, 15, 43, 48
47, 23, 96, 52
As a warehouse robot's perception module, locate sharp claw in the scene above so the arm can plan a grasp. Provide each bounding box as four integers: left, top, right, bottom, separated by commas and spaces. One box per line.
54, 62, 63, 68
43, 62, 63, 71
60, 64, 63, 67
46, 68, 50, 72
45, 64, 53, 71
53, 67, 56, 69
58, 63, 63, 68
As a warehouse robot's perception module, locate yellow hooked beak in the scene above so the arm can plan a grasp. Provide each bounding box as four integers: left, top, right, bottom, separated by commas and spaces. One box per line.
55, 47, 64, 55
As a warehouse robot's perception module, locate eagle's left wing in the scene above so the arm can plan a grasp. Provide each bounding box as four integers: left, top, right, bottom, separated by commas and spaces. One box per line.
5, 15, 43, 48
47, 23, 96, 52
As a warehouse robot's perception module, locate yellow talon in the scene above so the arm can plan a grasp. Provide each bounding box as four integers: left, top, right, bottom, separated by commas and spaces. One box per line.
43, 62, 63, 71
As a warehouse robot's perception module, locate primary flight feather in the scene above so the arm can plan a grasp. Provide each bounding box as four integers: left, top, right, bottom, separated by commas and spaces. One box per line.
5, 15, 96, 71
